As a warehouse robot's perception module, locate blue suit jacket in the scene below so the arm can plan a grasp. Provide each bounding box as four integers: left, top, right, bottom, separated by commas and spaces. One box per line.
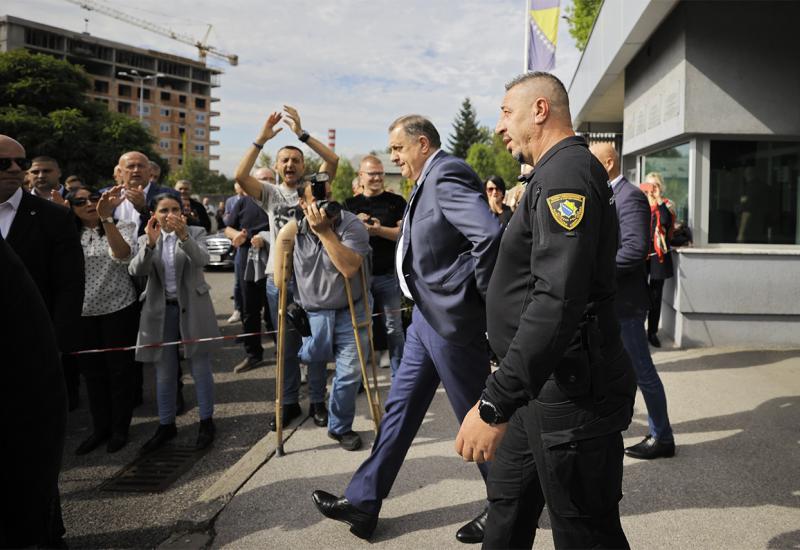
399, 151, 502, 345
612, 177, 650, 317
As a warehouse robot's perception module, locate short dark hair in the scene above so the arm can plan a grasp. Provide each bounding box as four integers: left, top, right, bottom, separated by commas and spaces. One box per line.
505, 71, 571, 119
150, 192, 181, 211
388, 115, 441, 148
31, 155, 59, 167
277, 145, 305, 159
67, 188, 108, 237
485, 175, 506, 195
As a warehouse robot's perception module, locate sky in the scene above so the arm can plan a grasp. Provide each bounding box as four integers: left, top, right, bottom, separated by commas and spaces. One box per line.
6, 0, 582, 175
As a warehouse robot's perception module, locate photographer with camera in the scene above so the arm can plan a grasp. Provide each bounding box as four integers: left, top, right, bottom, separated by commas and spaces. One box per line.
274, 175, 371, 450
234, 107, 339, 430
344, 155, 407, 374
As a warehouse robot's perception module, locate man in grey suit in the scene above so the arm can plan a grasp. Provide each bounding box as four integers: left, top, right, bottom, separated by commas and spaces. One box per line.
591, 142, 676, 460
312, 115, 503, 543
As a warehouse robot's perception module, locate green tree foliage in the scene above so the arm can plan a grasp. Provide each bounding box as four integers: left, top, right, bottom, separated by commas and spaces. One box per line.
330, 158, 355, 203
0, 50, 164, 187
255, 151, 273, 169
447, 97, 490, 159
565, 0, 602, 51
466, 134, 522, 188
167, 155, 232, 196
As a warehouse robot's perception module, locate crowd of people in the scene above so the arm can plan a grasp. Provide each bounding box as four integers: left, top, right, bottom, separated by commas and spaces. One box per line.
1, 71, 693, 548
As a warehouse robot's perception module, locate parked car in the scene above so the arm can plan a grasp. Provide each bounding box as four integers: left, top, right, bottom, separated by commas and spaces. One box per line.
204, 232, 235, 270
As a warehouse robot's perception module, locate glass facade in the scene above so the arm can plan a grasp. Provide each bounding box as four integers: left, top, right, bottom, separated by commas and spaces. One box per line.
643, 143, 690, 224
709, 141, 800, 244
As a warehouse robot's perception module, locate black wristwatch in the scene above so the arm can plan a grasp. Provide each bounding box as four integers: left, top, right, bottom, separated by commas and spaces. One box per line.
478, 394, 506, 425
298, 130, 310, 143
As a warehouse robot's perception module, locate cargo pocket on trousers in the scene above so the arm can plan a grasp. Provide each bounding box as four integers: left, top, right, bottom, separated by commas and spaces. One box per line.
542, 434, 621, 518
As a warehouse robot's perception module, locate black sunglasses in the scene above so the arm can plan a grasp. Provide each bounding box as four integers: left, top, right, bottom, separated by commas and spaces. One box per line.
0, 157, 32, 171
69, 194, 102, 207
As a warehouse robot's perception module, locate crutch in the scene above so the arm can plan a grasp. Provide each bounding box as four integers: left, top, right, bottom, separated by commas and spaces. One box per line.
275, 224, 297, 456
343, 262, 383, 432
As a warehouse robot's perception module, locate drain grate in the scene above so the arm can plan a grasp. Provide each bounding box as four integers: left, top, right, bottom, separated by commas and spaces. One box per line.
100, 445, 207, 493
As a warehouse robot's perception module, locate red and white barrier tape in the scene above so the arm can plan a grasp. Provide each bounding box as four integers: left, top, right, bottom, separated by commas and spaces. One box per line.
68, 306, 412, 356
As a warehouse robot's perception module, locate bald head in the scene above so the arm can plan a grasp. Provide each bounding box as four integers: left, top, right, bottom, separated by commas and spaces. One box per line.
0, 135, 25, 157
505, 72, 572, 124
589, 142, 620, 180
0, 135, 27, 201
253, 167, 276, 184
118, 151, 151, 188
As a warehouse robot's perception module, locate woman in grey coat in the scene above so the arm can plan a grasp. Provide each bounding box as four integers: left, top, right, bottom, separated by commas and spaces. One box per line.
130, 193, 220, 453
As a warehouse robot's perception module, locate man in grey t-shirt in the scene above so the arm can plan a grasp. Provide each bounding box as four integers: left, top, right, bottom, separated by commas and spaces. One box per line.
235, 107, 339, 431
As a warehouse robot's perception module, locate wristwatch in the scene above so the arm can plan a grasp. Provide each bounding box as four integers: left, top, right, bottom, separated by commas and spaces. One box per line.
100, 216, 114, 225
478, 394, 506, 425
298, 130, 310, 143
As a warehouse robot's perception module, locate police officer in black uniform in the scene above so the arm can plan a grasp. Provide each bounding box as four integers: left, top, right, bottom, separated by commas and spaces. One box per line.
455, 72, 637, 549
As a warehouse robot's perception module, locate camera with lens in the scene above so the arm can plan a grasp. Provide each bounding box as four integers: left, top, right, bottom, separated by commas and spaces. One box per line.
305, 172, 342, 219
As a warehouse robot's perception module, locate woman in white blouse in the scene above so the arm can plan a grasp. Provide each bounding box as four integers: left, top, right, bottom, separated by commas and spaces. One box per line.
130, 193, 220, 454
68, 186, 139, 455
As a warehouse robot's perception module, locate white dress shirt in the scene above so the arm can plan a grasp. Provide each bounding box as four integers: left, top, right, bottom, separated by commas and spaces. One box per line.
0, 187, 23, 239
161, 230, 178, 299
395, 149, 443, 300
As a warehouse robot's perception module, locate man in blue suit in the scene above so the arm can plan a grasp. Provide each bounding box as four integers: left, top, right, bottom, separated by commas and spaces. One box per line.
590, 142, 675, 460
313, 115, 503, 542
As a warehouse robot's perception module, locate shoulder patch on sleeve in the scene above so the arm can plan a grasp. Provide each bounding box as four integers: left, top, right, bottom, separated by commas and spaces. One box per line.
546, 191, 586, 231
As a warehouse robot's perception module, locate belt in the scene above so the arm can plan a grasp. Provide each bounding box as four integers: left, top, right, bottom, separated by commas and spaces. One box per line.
165, 298, 179, 306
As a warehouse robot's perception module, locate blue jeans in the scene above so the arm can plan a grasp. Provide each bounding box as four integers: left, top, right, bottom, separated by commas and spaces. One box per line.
618, 311, 673, 442
371, 273, 405, 374
266, 276, 326, 404
154, 303, 214, 424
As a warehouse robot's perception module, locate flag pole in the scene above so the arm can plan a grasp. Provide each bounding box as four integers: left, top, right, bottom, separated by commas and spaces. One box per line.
523, 0, 531, 72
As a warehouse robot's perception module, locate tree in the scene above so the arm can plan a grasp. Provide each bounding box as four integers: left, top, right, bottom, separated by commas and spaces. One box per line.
447, 97, 490, 158
167, 155, 232, 196
0, 50, 165, 187
330, 158, 355, 203
465, 134, 523, 189
255, 151, 273, 169
565, 0, 602, 51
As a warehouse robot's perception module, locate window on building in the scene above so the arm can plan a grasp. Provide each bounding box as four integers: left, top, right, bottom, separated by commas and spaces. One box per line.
194, 128, 206, 138
141, 105, 151, 115
117, 102, 131, 115
195, 98, 206, 109
118, 84, 132, 97
160, 123, 171, 133
194, 144, 206, 153
179, 94, 187, 104
178, 111, 186, 119
24, 28, 64, 50
160, 91, 171, 101
642, 142, 690, 224
160, 108, 170, 117
160, 140, 170, 150
94, 80, 109, 93
709, 141, 800, 245
196, 113, 206, 123
138, 88, 151, 100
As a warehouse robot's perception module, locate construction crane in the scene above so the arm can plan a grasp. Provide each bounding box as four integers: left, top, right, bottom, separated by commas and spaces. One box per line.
65, 0, 239, 66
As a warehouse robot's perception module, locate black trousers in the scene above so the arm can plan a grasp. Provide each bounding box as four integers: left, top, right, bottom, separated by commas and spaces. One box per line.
483, 390, 630, 549
77, 302, 139, 437
240, 254, 268, 359
647, 278, 665, 337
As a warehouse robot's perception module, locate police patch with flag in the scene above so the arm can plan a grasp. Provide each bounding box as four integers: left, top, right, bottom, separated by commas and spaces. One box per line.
546, 192, 586, 231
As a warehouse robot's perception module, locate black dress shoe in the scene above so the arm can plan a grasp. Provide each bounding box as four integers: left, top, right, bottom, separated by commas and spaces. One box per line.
268, 403, 302, 431
648, 333, 662, 348
106, 433, 128, 453
140, 423, 177, 454
310, 402, 328, 427
311, 490, 377, 540
456, 506, 488, 544
196, 418, 216, 450
75, 432, 110, 455
328, 430, 362, 451
625, 435, 675, 459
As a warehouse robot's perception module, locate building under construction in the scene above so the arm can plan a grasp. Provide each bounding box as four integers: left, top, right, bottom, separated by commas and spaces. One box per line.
0, 14, 222, 171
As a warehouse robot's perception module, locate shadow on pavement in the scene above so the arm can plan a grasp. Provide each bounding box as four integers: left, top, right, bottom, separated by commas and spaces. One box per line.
657, 349, 800, 373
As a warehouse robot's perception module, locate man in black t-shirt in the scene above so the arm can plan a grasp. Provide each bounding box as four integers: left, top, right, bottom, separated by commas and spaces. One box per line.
344, 155, 407, 374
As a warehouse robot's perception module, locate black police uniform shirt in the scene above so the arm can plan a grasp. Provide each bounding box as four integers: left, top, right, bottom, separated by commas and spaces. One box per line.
344, 191, 407, 276
483, 136, 635, 438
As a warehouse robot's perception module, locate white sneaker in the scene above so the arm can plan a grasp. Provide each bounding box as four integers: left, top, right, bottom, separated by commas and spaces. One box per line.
227, 310, 241, 323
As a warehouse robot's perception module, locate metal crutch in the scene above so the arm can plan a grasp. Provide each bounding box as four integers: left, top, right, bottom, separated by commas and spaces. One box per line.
274, 248, 292, 456
343, 262, 383, 432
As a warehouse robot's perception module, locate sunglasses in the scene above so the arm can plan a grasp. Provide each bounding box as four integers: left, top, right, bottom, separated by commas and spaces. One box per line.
69, 195, 101, 207
0, 157, 32, 171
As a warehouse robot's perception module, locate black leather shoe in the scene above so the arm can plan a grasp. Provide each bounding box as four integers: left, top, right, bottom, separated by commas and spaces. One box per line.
328, 430, 362, 451
75, 432, 110, 455
140, 423, 177, 454
310, 402, 328, 427
625, 435, 675, 459
196, 418, 216, 450
106, 433, 128, 453
648, 333, 662, 348
311, 490, 377, 540
268, 403, 302, 432
456, 506, 488, 544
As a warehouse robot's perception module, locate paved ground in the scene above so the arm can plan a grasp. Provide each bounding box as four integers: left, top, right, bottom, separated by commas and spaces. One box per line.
208, 344, 800, 549
60, 270, 286, 548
